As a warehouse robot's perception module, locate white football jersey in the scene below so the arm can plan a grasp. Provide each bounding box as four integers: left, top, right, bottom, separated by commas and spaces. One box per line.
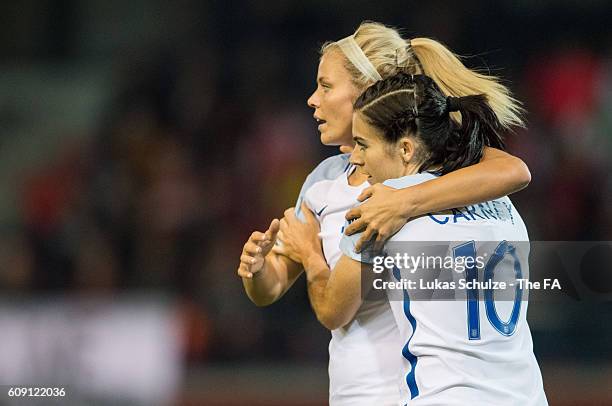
295, 154, 402, 406
340, 172, 548, 406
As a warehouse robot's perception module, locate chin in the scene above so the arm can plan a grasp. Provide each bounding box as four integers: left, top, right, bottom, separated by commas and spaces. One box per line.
321, 129, 353, 147
365, 173, 381, 184
320, 131, 342, 146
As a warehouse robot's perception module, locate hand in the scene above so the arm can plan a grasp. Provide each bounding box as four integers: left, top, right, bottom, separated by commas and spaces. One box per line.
238, 219, 280, 279
339, 144, 353, 154
344, 184, 413, 253
273, 203, 322, 265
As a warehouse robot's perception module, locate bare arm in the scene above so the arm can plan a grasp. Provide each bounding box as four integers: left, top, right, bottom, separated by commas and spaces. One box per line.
302, 254, 366, 330
345, 147, 531, 252
272, 204, 367, 330
241, 254, 303, 306
238, 219, 303, 306
401, 147, 531, 215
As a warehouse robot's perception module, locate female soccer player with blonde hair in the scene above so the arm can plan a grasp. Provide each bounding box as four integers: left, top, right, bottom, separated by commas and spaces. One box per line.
238, 21, 530, 405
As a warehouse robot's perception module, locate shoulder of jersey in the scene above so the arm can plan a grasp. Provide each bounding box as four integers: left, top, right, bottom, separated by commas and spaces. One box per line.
383, 172, 437, 190
302, 153, 351, 190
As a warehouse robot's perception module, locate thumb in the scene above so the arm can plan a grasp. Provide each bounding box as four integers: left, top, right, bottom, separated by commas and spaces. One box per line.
301, 202, 316, 223
357, 186, 374, 202
266, 218, 280, 241
339, 145, 353, 154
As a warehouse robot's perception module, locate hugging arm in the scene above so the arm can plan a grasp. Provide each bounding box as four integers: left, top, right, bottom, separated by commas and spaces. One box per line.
345, 147, 531, 251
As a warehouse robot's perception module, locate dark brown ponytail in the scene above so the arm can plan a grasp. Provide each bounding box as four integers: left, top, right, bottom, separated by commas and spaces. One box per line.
354, 73, 505, 175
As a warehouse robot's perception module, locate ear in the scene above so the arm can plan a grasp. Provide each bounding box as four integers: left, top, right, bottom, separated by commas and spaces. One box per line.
398, 137, 416, 164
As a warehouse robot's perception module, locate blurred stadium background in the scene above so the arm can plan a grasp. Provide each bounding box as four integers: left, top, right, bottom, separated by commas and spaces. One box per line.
0, 1, 611, 405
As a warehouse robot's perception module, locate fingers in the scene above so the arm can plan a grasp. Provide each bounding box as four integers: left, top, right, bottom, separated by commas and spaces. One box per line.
300, 202, 317, 224
345, 207, 361, 221
282, 208, 298, 229
238, 254, 256, 278
237, 263, 254, 279
279, 217, 288, 233
344, 217, 366, 236
373, 232, 385, 254
240, 253, 257, 265
354, 227, 376, 253
250, 231, 267, 244
244, 240, 262, 256
239, 220, 281, 279
339, 145, 353, 154
357, 186, 374, 202
276, 219, 288, 247
283, 207, 295, 222
272, 239, 301, 263
265, 219, 280, 241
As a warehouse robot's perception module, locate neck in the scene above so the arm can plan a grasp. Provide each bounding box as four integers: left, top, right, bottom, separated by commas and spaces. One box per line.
400, 163, 421, 178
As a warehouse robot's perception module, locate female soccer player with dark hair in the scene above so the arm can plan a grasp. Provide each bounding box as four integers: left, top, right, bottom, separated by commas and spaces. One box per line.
278, 72, 547, 405
238, 22, 533, 405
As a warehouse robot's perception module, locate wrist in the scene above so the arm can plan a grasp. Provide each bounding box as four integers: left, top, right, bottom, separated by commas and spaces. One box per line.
399, 187, 419, 219
303, 252, 328, 278
299, 241, 323, 266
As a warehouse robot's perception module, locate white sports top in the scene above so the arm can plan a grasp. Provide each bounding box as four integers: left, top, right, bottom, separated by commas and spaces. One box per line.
341, 172, 548, 406
295, 154, 402, 406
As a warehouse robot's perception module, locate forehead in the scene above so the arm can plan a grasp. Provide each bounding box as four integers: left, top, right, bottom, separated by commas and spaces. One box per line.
352, 112, 382, 141
318, 49, 351, 80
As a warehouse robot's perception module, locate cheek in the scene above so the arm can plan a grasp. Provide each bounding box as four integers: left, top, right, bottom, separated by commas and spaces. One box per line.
362, 149, 377, 168
383, 152, 405, 179
370, 150, 394, 176
330, 86, 356, 114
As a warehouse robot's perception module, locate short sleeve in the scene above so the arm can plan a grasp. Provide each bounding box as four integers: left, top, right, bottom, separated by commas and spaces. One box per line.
339, 221, 378, 264
339, 227, 363, 262
294, 154, 350, 221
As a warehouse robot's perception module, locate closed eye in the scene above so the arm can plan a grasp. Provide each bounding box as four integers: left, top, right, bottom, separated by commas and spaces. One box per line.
354, 139, 367, 149
318, 79, 331, 89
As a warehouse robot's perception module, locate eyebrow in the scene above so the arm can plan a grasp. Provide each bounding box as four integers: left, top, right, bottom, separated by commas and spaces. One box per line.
353, 135, 367, 144
318, 76, 331, 84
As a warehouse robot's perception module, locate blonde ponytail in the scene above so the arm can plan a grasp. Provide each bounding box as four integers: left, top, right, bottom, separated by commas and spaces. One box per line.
322, 21, 525, 129
411, 38, 524, 129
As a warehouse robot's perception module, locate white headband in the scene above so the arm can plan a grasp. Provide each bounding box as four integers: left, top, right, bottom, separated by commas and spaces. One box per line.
336, 35, 383, 82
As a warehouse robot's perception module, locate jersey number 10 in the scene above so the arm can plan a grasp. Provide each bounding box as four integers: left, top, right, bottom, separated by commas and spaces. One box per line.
453, 241, 523, 340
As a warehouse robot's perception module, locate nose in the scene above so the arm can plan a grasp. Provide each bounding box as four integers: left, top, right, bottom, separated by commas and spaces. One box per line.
307, 89, 319, 109
349, 144, 364, 166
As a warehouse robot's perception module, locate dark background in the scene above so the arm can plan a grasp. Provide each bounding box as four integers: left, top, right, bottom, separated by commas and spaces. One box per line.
0, 1, 611, 404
